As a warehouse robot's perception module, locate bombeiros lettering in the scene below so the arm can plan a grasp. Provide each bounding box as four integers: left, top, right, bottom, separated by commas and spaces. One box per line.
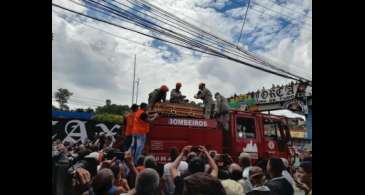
168, 118, 208, 127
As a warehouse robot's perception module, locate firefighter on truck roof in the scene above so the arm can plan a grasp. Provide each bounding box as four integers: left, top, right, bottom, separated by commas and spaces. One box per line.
148, 85, 169, 110
170, 82, 187, 104
194, 82, 214, 119
214, 92, 229, 131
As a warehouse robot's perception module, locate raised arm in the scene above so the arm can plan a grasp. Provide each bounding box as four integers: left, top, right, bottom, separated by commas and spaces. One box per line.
171, 145, 191, 179
199, 146, 218, 178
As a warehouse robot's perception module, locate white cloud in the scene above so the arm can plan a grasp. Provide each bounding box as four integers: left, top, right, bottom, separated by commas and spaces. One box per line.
52, 0, 311, 118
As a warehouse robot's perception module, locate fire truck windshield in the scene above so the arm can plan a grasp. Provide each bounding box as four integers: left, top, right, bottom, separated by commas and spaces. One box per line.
236, 117, 256, 139
264, 119, 283, 140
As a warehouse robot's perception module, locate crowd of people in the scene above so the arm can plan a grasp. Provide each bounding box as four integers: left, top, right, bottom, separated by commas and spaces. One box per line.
53, 137, 312, 195
227, 81, 303, 103
52, 83, 312, 195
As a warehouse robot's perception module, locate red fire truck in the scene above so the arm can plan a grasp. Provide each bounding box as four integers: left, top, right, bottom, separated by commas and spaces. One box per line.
145, 107, 293, 164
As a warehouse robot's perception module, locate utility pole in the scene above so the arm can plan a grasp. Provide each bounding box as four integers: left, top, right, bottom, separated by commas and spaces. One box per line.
131, 54, 136, 105
135, 78, 140, 105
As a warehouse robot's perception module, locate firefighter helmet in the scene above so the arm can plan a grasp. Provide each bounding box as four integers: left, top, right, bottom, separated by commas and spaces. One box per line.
160, 85, 169, 92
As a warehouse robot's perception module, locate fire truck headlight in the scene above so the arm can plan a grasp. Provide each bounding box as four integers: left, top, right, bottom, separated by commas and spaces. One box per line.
238, 132, 243, 138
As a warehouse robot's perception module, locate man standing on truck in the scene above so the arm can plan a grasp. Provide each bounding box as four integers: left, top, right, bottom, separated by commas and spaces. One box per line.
170, 82, 187, 104
148, 85, 169, 110
130, 102, 158, 164
214, 92, 230, 131
194, 82, 214, 119
122, 104, 139, 151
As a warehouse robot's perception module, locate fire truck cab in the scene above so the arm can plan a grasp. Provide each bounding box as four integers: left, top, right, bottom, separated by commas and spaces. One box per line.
146, 109, 292, 164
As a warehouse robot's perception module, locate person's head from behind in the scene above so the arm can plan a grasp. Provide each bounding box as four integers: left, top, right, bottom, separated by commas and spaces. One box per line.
188, 156, 205, 174
238, 152, 251, 168
186, 151, 197, 163
249, 166, 265, 187
169, 147, 179, 162
140, 103, 148, 111
267, 157, 284, 178
218, 169, 231, 180
131, 104, 139, 112
228, 163, 243, 181
144, 155, 157, 170
135, 168, 160, 195
183, 172, 227, 195
92, 168, 114, 195
136, 155, 145, 167
297, 161, 312, 185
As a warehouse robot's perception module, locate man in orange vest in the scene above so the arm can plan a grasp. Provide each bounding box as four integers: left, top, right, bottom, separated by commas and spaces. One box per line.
122, 104, 139, 151
129, 102, 158, 163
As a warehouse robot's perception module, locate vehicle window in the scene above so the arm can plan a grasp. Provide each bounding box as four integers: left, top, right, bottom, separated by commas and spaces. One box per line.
264, 119, 282, 140
236, 117, 256, 139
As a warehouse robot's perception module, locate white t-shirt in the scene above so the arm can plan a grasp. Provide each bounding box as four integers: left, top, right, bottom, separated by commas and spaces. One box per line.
163, 161, 188, 176
163, 161, 188, 195
282, 170, 295, 187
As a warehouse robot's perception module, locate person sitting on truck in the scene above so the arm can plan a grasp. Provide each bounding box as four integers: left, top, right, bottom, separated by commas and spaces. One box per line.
122, 104, 139, 151
170, 145, 219, 195
130, 103, 158, 165
214, 92, 230, 131
170, 82, 187, 104
148, 85, 169, 110
265, 157, 294, 195
194, 82, 214, 119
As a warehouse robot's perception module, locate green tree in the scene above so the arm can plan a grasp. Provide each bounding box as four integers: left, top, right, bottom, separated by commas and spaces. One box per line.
86, 107, 95, 113
93, 113, 124, 124
74, 108, 85, 112
95, 100, 130, 115
54, 88, 73, 111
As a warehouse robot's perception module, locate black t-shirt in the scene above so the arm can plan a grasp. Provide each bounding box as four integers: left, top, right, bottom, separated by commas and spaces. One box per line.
247, 191, 272, 195
265, 177, 294, 195
173, 175, 184, 195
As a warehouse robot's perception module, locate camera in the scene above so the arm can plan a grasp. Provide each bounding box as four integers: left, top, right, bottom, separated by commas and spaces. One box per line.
190, 146, 200, 153
104, 148, 125, 161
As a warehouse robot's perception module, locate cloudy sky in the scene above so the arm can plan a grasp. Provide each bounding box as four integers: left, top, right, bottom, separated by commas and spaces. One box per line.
52, 0, 312, 118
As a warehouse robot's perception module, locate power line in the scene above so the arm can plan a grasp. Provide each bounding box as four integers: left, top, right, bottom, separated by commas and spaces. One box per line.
266, 0, 312, 19
248, 6, 312, 32
53, 9, 210, 58
251, 1, 312, 27
53, 0, 311, 82
92, 0, 310, 81
237, 0, 251, 46
227, 0, 312, 31
55, 8, 311, 77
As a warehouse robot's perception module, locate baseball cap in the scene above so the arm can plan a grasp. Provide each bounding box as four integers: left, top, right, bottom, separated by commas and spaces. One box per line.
249, 166, 264, 178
